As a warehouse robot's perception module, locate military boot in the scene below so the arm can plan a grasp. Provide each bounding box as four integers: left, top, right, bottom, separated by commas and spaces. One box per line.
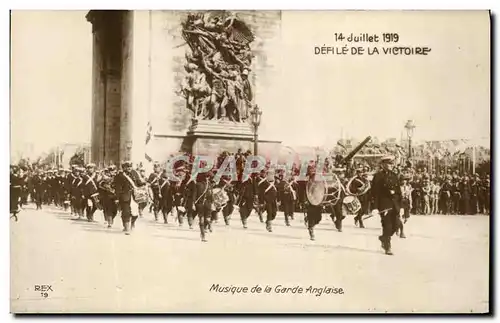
308, 227, 315, 241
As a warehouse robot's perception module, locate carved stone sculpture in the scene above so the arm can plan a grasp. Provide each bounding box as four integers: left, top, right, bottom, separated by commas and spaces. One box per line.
179, 11, 255, 122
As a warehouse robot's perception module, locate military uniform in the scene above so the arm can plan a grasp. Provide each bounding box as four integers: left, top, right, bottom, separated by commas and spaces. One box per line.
114, 162, 145, 235
220, 176, 236, 226
350, 171, 369, 229
183, 174, 196, 229
82, 164, 100, 222
258, 173, 278, 232
98, 167, 118, 228
158, 172, 173, 224
277, 175, 297, 226
147, 165, 163, 217
193, 174, 214, 242
329, 170, 347, 232
237, 175, 256, 229
304, 169, 324, 240
10, 166, 23, 216
70, 168, 85, 219
32, 171, 45, 210
370, 155, 403, 255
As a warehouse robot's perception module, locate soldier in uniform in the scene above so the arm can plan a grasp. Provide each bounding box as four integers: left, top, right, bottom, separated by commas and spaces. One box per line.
259, 171, 278, 232
370, 155, 403, 255
182, 165, 197, 229
98, 166, 118, 228
254, 169, 267, 223
220, 174, 236, 226
70, 167, 86, 219
18, 167, 29, 207
114, 161, 146, 235
32, 169, 45, 210
66, 166, 78, 215
147, 162, 163, 218
82, 163, 100, 222
237, 172, 256, 229
10, 165, 23, 220
172, 166, 187, 226
329, 167, 347, 232
277, 172, 298, 226
55, 168, 66, 208
303, 166, 324, 241
193, 171, 214, 242
158, 169, 173, 224
350, 168, 369, 229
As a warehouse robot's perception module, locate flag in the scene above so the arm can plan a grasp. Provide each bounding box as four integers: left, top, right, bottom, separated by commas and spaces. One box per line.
145, 121, 153, 163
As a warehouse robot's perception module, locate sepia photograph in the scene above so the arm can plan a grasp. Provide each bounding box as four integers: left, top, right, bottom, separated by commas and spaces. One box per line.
9, 9, 491, 313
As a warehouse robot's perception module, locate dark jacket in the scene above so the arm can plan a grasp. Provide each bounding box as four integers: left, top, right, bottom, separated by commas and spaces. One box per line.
371, 169, 402, 212
114, 170, 145, 202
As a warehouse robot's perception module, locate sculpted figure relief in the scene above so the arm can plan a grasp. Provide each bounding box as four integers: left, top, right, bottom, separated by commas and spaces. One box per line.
179, 11, 256, 122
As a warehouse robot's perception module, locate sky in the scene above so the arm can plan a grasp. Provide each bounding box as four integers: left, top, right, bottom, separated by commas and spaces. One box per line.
10, 10, 490, 159
259, 11, 491, 147
11, 10, 92, 159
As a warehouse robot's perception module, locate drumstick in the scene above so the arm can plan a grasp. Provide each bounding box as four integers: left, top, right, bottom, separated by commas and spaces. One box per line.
362, 208, 392, 221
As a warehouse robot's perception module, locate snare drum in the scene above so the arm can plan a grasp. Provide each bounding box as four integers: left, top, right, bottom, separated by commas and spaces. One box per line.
133, 186, 149, 204
212, 187, 229, 210
342, 195, 361, 214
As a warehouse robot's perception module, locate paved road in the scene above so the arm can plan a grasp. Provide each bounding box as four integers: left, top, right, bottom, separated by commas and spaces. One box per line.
10, 204, 489, 313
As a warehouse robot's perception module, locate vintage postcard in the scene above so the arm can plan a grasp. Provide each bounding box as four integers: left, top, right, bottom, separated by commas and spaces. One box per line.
10, 10, 490, 313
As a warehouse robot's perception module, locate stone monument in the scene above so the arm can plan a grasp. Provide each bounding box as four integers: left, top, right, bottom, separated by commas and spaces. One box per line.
178, 11, 261, 155
87, 10, 282, 165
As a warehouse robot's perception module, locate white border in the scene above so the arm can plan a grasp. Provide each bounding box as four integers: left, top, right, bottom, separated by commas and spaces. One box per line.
2, 0, 498, 321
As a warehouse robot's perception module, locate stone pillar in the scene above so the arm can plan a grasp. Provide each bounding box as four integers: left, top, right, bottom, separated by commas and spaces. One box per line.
87, 10, 124, 166
87, 11, 105, 165
101, 12, 123, 166
120, 10, 151, 164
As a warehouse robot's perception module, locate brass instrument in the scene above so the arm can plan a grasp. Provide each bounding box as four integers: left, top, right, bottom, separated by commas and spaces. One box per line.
346, 175, 371, 197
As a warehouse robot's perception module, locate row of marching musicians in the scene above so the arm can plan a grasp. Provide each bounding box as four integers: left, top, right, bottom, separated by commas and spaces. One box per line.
62, 155, 404, 255
61, 161, 371, 241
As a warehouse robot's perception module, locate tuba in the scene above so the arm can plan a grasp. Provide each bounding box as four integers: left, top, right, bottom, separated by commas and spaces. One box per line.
346, 175, 371, 197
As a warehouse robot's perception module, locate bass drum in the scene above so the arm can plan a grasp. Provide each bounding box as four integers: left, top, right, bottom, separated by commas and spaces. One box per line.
306, 173, 342, 206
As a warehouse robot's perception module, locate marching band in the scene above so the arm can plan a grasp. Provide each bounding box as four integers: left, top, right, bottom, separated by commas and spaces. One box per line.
9, 149, 491, 256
